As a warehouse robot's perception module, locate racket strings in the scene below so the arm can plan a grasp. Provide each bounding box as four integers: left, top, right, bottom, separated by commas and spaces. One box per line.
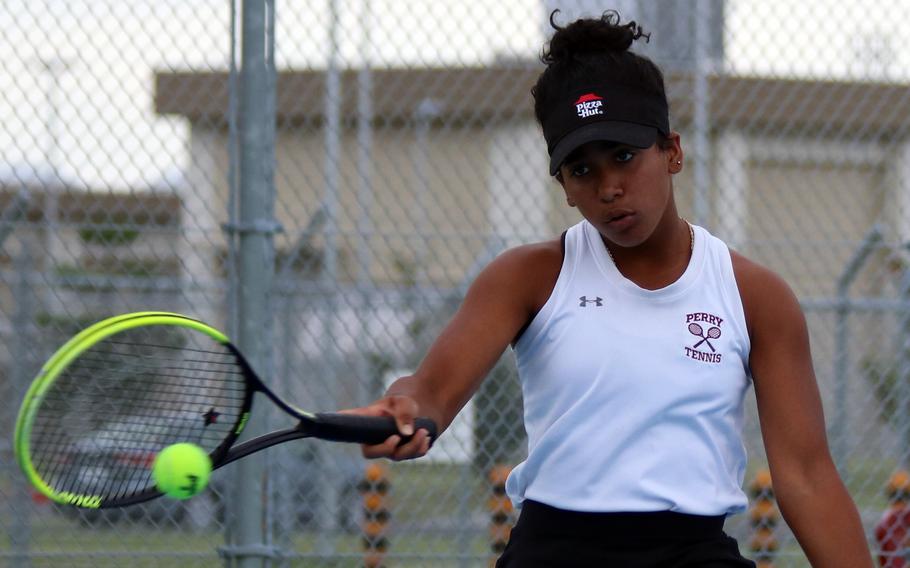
55, 368, 247, 400
104, 338, 236, 354
28, 327, 248, 502
82, 342, 247, 368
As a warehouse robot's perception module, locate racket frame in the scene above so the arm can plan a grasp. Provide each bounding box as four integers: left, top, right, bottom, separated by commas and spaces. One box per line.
16, 312, 252, 508
15, 312, 435, 509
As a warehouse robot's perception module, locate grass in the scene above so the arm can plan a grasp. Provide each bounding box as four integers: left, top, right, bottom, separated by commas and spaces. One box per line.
0, 463, 498, 567
2, 458, 902, 567
0, 519, 223, 568
0, 517, 494, 568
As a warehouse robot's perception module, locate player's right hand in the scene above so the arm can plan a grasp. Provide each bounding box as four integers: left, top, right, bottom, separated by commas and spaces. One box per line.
339, 395, 432, 461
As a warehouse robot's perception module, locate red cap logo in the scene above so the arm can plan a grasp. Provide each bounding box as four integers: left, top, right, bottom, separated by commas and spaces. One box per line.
574, 93, 603, 104
574, 93, 604, 118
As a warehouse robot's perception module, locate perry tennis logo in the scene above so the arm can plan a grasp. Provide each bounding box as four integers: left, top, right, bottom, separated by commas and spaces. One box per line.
684, 312, 723, 364
575, 93, 604, 118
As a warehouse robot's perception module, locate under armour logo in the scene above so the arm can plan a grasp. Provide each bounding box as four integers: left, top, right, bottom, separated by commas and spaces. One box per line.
579, 296, 603, 307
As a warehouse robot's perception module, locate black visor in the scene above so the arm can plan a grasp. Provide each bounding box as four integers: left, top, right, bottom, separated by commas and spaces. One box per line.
542, 85, 670, 175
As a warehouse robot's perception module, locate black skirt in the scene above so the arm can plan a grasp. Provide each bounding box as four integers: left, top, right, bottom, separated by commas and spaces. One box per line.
495, 500, 756, 568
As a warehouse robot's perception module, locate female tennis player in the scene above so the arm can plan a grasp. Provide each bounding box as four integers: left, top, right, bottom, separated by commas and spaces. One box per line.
344, 10, 873, 567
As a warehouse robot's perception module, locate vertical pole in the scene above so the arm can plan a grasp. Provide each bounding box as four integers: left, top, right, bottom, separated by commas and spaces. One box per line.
412, 99, 440, 287
715, 131, 748, 249
356, 0, 374, 288
833, 226, 882, 470
898, 268, 910, 469
262, 2, 279, 561
692, 0, 712, 227
40, 58, 69, 312
316, 0, 342, 556
324, 0, 341, 283
833, 296, 849, 471
273, 288, 293, 568
222, 8, 242, 555
8, 246, 34, 568
230, 0, 277, 566
355, 0, 376, 410
225, 0, 241, 332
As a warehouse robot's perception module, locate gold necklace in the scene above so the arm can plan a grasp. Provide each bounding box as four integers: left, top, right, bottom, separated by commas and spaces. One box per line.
606, 220, 694, 263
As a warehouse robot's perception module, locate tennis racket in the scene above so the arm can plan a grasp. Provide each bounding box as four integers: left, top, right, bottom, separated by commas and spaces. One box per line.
14, 311, 437, 509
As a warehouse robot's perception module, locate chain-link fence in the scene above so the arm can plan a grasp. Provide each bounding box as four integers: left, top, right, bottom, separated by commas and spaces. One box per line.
2, 0, 909, 566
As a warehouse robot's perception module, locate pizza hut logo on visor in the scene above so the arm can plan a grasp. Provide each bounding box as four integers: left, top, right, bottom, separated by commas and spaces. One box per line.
575, 93, 604, 118
541, 83, 670, 175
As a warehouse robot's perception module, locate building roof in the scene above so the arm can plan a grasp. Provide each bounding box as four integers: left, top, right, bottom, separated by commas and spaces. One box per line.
155, 65, 910, 136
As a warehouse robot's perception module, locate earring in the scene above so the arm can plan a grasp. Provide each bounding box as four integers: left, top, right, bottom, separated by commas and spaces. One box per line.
676, 160, 682, 165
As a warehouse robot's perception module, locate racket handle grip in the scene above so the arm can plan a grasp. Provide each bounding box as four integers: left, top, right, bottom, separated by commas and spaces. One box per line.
314, 413, 438, 447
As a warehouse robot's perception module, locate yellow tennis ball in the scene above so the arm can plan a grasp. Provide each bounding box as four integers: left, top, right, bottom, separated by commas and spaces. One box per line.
152, 443, 212, 500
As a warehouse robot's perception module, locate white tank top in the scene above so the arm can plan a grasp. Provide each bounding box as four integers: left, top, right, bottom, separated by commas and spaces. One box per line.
506, 220, 752, 515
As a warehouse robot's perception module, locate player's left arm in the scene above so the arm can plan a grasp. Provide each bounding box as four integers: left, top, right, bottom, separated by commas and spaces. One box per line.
733, 251, 873, 567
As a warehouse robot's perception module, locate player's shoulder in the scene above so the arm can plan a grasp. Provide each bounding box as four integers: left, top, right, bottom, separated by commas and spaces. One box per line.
474, 237, 564, 310
494, 238, 564, 270
729, 249, 803, 332
485, 238, 564, 285
729, 250, 793, 297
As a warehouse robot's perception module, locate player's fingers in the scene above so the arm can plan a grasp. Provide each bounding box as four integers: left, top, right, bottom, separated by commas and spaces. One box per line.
360, 435, 401, 459
387, 395, 419, 437
390, 429, 428, 461
337, 404, 387, 417
337, 395, 423, 458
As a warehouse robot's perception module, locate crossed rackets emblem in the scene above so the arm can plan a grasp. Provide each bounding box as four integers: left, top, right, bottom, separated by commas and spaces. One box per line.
688, 323, 721, 352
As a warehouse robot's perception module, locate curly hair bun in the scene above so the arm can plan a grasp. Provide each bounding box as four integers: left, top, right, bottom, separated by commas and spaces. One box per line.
543, 10, 649, 65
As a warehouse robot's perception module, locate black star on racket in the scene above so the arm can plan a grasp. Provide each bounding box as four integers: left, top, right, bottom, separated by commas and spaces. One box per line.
202, 407, 220, 426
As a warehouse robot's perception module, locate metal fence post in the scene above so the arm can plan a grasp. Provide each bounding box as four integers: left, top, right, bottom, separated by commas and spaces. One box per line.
898, 265, 910, 468
692, 0, 713, 227
313, 0, 342, 558
225, 0, 279, 566
833, 225, 883, 470
7, 245, 34, 568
